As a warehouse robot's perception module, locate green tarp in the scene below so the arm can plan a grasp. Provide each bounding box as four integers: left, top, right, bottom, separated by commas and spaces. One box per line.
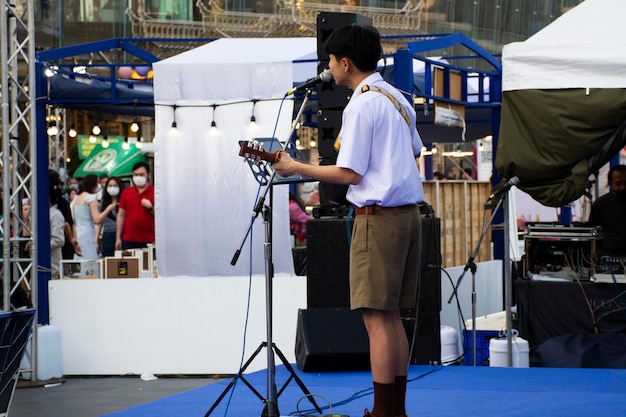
74, 142, 147, 178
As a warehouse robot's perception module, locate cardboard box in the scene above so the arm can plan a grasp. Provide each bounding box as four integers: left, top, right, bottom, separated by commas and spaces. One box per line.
60, 259, 103, 279
104, 257, 140, 279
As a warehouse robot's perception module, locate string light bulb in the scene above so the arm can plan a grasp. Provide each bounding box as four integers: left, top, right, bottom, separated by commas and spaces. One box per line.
92, 121, 101, 136
122, 137, 130, 150
211, 104, 218, 129
171, 105, 178, 129
68, 125, 77, 138
46, 121, 59, 136
249, 99, 258, 126
89, 135, 97, 143
130, 119, 139, 133
101, 134, 110, 148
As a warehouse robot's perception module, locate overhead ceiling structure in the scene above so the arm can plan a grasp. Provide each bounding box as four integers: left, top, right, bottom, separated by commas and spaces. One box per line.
496, 0, 626, 207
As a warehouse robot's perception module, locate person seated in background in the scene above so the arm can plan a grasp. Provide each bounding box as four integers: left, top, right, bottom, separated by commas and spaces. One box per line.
289, 192, 311, 247
589, 164, 626, 257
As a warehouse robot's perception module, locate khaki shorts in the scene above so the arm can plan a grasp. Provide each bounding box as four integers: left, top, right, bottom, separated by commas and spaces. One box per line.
349, 205, 422, 311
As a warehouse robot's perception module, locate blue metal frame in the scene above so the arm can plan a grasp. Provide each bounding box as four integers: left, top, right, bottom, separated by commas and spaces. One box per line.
34, 38, 214, 323
391, 33, 505, 262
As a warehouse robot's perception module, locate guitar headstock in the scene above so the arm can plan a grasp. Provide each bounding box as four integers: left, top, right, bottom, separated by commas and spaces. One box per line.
238, 140, 281, 163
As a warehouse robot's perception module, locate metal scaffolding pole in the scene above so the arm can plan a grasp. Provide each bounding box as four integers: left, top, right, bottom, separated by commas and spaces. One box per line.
1, 0, 38, 381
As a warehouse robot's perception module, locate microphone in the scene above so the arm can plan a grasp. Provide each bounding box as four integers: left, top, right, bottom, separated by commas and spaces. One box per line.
286, 69, 333, 96
488, 176, 520, 200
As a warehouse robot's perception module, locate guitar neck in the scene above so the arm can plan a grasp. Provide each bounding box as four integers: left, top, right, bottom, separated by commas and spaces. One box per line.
238, 142, 281, 163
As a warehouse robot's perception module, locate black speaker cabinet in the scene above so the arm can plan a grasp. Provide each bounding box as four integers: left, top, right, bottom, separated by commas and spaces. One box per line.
316, 61, 352, 110
317, 109, 342, 166
295, 307, 370, 372
307, 216, 441, 312
317, 12, 373, 61
307, 218, 353, 309
402, 311, 441, 365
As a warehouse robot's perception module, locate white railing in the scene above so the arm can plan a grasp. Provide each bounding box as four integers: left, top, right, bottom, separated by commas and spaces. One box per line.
128, 0, 423, 40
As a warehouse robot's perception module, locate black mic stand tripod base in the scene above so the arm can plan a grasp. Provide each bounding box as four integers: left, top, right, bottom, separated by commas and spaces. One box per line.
206, 90, 322, 417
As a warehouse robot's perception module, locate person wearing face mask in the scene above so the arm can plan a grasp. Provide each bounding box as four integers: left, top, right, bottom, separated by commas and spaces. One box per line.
71, 174, 118, 276
115, 161, 155, 251
589, 164, 626, 257
97, 177, 125, 257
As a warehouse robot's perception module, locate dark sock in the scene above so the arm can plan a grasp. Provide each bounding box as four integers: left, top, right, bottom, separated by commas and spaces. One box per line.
371, 381, 395, 417
394, 375, 408, 416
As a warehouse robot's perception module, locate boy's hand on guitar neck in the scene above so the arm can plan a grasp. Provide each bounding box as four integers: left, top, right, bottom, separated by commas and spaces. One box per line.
238, 140, 298, 177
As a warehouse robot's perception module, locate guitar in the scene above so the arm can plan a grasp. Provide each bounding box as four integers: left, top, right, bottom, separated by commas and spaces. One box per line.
238, 140, 283, 163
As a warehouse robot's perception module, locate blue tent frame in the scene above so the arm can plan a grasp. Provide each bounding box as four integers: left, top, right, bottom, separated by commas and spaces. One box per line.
390, 33, 506, 265
34, 38, 212, 324
33, 35, 503, 324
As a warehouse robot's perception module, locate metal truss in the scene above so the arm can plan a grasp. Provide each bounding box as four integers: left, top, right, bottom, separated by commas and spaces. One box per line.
48, 106, 67, 179
1, 0, 38, 381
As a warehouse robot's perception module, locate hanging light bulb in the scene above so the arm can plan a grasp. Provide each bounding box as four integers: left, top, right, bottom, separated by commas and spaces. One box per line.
130, 119, 139, 133
92, 121, 101, 136
431, 144, 438, 154
101, 135, 110, 148
68, 125, 77, 138
135, 136, 143, 149
46, 121, 59, 136
171, 105, 178, 129
249, 99, 258, 127
122, 137, 130, 150
89, 135, 97, 143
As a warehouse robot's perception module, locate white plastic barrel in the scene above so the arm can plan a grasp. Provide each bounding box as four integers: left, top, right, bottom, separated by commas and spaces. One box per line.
489, 331, 529, 368
440, 325, 460, 364
36, 324, 64, 380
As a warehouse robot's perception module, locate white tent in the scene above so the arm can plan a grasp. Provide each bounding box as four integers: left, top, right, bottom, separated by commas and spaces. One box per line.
153, 38, 318, 277
496, 0, 626, 207
502, 0, 626, 91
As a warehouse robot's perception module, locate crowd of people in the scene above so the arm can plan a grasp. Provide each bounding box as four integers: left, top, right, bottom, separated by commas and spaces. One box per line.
44, 161, 155, 278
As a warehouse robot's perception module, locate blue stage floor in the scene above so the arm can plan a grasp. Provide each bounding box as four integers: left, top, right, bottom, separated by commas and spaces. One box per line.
103, 364, 626, 417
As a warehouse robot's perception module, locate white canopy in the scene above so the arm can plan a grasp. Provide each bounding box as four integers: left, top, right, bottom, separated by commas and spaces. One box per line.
503, 0, 626, 91
153, 38, 317, 277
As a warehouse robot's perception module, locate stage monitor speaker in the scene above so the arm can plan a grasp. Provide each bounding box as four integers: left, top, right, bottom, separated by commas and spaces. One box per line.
295, 307, 369, 372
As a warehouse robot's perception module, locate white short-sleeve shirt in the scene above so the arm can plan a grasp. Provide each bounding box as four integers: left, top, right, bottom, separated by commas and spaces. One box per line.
335, 72, 424, 207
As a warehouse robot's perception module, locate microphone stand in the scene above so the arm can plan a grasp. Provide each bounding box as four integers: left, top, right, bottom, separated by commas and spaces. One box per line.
447, 194, 504, 366
206, 89, 321, 417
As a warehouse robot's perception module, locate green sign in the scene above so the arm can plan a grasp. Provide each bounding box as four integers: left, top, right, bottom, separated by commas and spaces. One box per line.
74, 141, 147, 178
77, 135, 126, 159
